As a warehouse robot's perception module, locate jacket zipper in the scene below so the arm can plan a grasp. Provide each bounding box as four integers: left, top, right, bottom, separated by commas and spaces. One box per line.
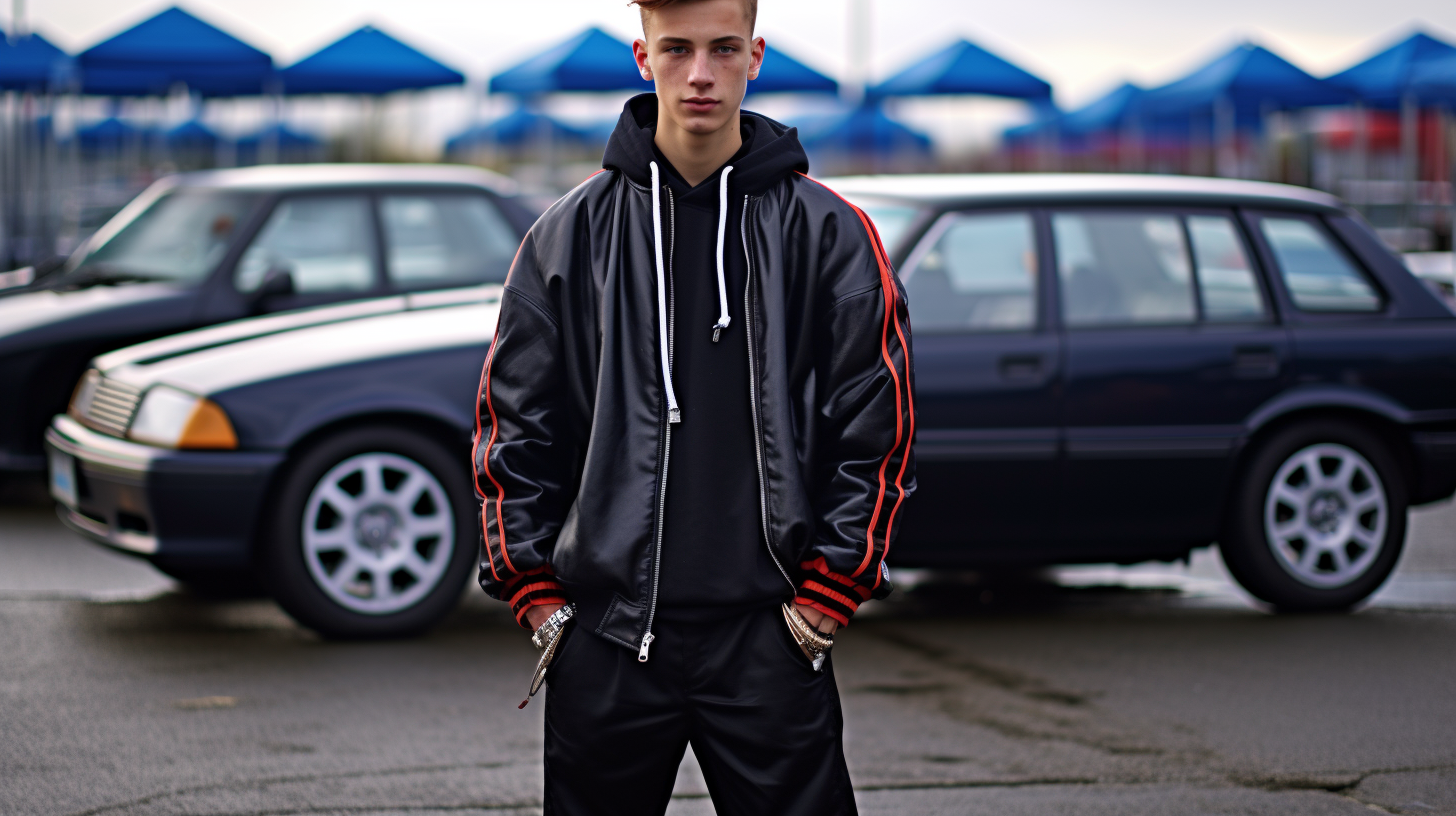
742, 196, 795, 593
640, 185, 677, 662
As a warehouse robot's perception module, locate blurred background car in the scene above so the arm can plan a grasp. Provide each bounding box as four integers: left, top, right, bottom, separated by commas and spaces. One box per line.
43, 173, 1456, 637
0, 164, 536, 481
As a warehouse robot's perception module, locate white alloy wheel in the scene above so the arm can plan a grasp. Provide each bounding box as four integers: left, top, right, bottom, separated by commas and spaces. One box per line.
1263, 442, 1388, 589
300, 452, 455, 615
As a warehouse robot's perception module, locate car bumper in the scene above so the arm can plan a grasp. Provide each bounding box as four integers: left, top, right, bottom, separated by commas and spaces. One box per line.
44, 414, 286, 567
1412, 429, 1456, 505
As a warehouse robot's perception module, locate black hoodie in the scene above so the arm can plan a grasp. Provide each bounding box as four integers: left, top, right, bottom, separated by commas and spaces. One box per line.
603, 94, 810, 616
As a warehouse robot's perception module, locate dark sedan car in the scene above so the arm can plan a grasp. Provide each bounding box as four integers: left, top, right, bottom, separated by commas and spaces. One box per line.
1, 164, 534, 476
45, 174, 1456, 637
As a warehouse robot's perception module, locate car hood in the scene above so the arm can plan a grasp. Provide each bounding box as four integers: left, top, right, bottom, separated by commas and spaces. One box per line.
0, 282, 194, 348
96, 286, 502, 396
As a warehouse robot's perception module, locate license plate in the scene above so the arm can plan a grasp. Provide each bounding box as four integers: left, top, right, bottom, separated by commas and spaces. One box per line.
48, 449, 78, 509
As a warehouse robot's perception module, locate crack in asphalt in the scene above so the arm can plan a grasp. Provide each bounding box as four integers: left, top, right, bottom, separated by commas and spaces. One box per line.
60, 761, 514, 816
860, 626, 1092, 706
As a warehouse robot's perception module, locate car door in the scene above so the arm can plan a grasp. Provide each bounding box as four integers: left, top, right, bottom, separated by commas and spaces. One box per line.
232, 192, 385, 312
1055, 207, 1291, 552
377, 191, 521, 290
893, 207, 1063, 565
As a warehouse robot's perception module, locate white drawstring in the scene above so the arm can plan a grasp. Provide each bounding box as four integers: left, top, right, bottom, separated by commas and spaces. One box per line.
711, 166, 733, 342
649, 161, 681, 424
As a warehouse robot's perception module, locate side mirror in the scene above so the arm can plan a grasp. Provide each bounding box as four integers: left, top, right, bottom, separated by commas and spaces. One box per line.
250, 265, 295, 311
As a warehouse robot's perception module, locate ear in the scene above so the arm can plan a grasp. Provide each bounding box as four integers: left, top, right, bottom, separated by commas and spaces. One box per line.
747, 37, 765, 81
632, 39, 653, 81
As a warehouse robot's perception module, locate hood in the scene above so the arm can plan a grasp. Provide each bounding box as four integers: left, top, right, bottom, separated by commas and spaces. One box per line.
603, 94, 808, 196
97, 286, 501, 396
0, 283, 195, 354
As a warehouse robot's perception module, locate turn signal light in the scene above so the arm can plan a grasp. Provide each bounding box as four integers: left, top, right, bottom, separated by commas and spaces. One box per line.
177, 398, 238, 450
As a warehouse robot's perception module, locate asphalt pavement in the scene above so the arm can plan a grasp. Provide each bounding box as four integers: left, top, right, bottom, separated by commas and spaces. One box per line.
2, 475, 1455, 815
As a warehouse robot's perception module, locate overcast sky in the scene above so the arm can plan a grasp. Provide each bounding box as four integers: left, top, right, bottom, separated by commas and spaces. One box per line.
9, 0, 1456, 107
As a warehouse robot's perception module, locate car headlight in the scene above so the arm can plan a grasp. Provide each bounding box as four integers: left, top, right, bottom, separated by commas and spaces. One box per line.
127, 385, 238, 449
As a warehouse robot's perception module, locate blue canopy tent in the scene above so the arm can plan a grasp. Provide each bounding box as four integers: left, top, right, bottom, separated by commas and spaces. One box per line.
1324, 32, 1456, 224
278, 25, 464, 94
76, 7, 274, 97
870, 38, 1053, 102
236, 123, 323, 164
794, 101, 932, 173
1141, 42, 1345, 177
869, 38, 1053, 167
751, 46, 838, 95
1326, 32, 1456, 108
0, 31, 73, 91
1006, 83, 1144, 145
446, 108, 592, 154
1410, 52, 1456, 103
75, 117, 153, 151
166, 119, 219, 150
491, 27, 652, 95
1142, 42, 1346, 120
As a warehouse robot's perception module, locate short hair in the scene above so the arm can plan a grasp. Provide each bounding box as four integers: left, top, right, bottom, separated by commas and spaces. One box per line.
631, 0, 757, 34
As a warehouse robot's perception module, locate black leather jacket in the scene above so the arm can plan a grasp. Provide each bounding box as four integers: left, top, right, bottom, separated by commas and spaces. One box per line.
476, 103, 915, 658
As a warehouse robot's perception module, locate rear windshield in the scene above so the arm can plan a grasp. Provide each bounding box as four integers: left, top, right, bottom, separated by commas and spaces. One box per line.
68, 189, 263, 285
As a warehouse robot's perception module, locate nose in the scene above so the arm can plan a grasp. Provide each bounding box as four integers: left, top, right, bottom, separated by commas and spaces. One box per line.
687, 50, 714, 90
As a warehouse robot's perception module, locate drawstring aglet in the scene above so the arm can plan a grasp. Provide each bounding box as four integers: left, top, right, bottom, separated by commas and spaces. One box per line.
669, 407, 681, 424
711, 318, 730, 343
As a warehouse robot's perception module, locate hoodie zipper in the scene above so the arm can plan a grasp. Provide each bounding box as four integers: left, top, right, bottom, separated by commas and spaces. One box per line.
640, 185, 676, 662
741, 196, 796, 593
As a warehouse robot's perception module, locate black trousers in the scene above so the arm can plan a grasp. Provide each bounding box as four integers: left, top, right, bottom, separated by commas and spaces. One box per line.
542, 604, 857, 816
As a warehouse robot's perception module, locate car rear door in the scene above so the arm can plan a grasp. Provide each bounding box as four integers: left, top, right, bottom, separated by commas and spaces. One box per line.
893, 207, 1063, 565
1055, 207, 1291, 553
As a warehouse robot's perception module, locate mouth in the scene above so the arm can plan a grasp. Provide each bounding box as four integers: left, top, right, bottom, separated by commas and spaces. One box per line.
682, 97, 720, 114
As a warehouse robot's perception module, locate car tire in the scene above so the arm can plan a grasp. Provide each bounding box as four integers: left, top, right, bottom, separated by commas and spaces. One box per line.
260, 426, 475, 638
1221, 420, 1406, 612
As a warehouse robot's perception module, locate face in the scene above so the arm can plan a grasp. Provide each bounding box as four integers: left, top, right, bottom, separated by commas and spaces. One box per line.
633, 0, 765, 137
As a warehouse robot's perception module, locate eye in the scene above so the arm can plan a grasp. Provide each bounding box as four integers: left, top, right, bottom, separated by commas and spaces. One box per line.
716, 45, 737, 54
667, 46, 688, 55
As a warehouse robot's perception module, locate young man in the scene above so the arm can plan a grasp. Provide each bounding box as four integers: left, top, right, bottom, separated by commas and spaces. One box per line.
474, 0, 914, 812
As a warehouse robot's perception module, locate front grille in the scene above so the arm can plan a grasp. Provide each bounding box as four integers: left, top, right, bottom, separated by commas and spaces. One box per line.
73, 370, 143, 437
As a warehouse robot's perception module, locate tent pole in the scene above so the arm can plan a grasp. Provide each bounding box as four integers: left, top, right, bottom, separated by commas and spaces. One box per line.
1214, 93, 1235, 178
1352, 99, 1367, 216
1401, 91, 1418, 247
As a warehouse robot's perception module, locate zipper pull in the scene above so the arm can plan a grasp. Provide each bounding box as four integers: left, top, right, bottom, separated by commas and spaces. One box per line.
637, 632, 655, 662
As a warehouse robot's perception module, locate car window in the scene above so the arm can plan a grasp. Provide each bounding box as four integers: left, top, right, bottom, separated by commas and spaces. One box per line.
72, 189, 261, 284
1259, 217, 1381, 312
236, 196, 376, 294
381, 194, 519, 287
1187, 216, 1267, 322
1054, 212, 1195, 328
903, 211, 1037, 332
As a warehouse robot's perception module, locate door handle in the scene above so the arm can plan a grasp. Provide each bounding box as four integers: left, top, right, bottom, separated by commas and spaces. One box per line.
999, 354, 1044, 380
1233, 345, 1280, 379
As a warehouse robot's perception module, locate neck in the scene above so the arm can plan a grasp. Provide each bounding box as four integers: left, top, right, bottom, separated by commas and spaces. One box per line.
653, 105, 742, 188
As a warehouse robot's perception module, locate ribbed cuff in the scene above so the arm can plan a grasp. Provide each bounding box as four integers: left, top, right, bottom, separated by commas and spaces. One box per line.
796, 557, 872, 627
503, 566, 568, 629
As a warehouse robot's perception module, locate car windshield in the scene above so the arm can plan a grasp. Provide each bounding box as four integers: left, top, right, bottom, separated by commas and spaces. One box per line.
68, 189, 263, 285
844, 197, 922, 259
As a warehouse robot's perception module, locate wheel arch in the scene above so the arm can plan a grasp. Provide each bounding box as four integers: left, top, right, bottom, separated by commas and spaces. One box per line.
1222, 401, 1418, 541
250, 410, 475, 558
